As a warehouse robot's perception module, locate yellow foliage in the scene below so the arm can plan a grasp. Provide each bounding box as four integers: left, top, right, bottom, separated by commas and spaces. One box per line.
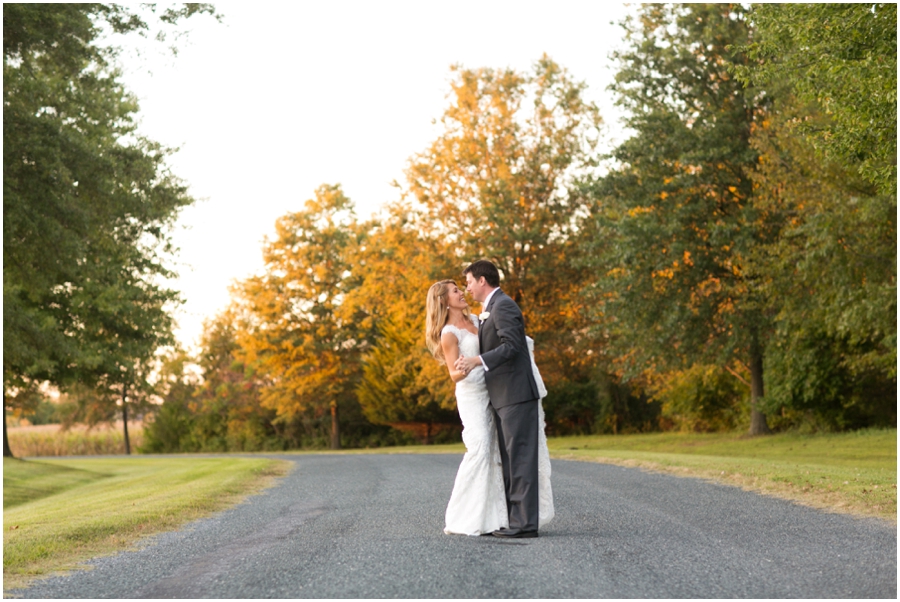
627, 205, 655, 217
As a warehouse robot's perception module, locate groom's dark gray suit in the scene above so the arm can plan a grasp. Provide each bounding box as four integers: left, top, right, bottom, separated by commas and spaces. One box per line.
478, 288, 541, 532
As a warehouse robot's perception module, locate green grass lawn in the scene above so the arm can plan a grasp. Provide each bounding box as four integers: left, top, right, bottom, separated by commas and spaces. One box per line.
3, 456, 290, 592
545, 429, 897, 522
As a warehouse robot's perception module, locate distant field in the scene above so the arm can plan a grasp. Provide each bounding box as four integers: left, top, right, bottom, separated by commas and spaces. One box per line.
6, 422, 144, 457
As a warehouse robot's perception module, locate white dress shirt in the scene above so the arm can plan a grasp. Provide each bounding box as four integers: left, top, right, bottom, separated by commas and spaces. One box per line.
478, 287, 499, 370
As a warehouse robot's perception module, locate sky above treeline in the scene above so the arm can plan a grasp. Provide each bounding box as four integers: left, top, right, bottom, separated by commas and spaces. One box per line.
117, 1, 634, 348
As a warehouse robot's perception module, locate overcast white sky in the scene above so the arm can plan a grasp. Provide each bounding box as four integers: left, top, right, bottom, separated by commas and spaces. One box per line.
117, 1, 635, 349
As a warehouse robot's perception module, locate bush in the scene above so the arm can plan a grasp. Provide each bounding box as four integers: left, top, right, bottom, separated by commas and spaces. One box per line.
652, 365, 747, 433
140, 398, 197, 453
765, 332, 898, 431
543, 376, 660, 436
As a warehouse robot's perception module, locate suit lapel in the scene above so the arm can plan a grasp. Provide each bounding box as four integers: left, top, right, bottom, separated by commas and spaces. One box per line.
477, 289, 501, 348
486, 288, 502, 314
481, 289, 501, 329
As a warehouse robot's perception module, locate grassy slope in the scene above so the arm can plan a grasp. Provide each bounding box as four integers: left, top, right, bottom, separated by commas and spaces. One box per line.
3, 456, 290, 592
3, 460, 108, 508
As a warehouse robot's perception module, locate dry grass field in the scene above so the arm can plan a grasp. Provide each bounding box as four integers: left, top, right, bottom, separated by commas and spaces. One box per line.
6, 422, 144, 457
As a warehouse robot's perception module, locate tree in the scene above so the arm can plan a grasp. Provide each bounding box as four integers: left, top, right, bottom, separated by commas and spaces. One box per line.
345, 205, 460, 442
144, 312, 289, 453
140, 348, 201, 453
56, 242, 181, 453
586, 4, 774, 434
357, 312, 460, 443
648, 364, 747, 432
403, 56, 604, 397
741, 3, 896, 198
234, 185, 363, 450
3, 4, 217, 456
733, 4, 897, 428
144, 312, 278, 453
191, 312, 277, 451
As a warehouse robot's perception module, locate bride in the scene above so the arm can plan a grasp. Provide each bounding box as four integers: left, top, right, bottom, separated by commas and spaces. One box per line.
425, 279, 554, 536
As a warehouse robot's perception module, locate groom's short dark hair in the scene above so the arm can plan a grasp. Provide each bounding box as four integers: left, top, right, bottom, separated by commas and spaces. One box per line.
464, 260, 500, 287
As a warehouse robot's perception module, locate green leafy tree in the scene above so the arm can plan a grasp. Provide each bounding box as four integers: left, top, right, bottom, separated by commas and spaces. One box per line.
648, 364, 748, 433
3, 4, 217, 456
732, 4, 897, 428
57, 249, 181, 453
190, 312, 276, 451
587, 4, 774, 434
741, 3, 896, 197
144, 312, 278, 453
4, 383, 53, 429
140, 348, 200, 453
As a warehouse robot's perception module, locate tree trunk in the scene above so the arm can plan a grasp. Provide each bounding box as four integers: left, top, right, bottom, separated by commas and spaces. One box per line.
330, 401, 340, 450
3, 400, 14, 458
748, 345, 772, 436
122, 385, 131, 455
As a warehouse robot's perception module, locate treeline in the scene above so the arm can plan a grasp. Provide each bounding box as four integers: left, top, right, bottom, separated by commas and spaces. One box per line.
5, 5, 895, 455
143, 4, 896, 452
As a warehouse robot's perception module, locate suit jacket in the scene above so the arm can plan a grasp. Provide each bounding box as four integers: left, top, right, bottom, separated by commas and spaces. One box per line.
478, 289, 539, 409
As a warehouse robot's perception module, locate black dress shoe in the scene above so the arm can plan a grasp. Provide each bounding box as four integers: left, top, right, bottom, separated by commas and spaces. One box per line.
492, 528, 538, 539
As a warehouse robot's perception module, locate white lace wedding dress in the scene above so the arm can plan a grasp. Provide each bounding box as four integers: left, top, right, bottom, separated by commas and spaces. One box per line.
442, 315, 554, 536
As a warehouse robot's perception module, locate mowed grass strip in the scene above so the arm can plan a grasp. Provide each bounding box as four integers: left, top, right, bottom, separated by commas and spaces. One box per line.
3, 456, 291, 592
546, 429, 897, 522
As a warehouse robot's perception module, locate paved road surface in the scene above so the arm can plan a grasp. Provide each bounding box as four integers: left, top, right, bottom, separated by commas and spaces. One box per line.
10, 454, 897, 598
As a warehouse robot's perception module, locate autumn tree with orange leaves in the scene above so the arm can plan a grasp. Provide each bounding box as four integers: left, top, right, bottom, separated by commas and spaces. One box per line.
232, 185, 365, 449
403, 56, 606, 402
343, 204, 462, 442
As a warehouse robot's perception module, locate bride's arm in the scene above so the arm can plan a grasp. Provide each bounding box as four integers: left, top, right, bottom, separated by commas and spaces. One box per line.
441, 332, 468, 383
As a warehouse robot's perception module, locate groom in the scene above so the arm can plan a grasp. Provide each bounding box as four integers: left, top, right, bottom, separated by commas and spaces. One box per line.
455, 259, 541, 538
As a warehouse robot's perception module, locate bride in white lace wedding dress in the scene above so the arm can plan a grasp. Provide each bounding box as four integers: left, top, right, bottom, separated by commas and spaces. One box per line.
425, 280, 554, 536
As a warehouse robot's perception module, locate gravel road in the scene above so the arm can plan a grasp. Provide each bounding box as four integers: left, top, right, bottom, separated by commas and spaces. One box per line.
9, 454, 896, 598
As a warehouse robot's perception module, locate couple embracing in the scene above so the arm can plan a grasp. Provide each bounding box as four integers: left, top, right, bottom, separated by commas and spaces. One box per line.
426, 260, 553, 539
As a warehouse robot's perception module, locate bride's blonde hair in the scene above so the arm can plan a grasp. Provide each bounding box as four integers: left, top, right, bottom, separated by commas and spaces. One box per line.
425, 279, 462, 365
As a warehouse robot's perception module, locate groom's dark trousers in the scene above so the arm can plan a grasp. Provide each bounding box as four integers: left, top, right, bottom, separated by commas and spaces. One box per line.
491, 400, 540, 532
